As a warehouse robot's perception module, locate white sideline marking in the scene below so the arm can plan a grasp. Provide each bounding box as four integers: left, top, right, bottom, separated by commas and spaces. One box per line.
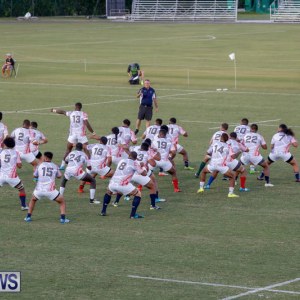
127, 276, 300, 295
221, 277, 300, 300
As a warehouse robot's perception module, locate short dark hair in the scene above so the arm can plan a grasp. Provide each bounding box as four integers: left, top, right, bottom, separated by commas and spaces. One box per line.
76, 142, 83, 151
241, 118, 249, 125
130, 151, 137, 160
251, 124, 258, 131
3, 137, 15, 148
170, 117, 176, 124
159, 129, 167, 137
31, 121, 38, 128
0, 112, 2, 121
23, 119, 30, 127
156, 118, 163, 126
160, 125, 169, 132
221, 133, 229, 143
123, 119, 131, 126
230, 132, 237, 139
221, 123, 229, 130
144, 138, 151, 146
75, 102, 82, 109
141, 142, 149, 151
44, 152, 53, 160
100, 136, 108, 145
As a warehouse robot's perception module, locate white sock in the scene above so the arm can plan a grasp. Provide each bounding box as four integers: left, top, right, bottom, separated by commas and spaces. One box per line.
250, 165, 255, 171
229, 187, 234, 195
61, 160, 66, 167
60, 187, 65, 195
90, 189, 95, 200
200, 182, 205, 188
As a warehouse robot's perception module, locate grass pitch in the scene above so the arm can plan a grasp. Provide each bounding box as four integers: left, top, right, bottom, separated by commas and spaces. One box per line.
0, 20, 300, 299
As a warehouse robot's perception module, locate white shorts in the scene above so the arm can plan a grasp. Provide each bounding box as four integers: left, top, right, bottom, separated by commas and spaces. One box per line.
149, 159, 172, 172
20, 152, 36, 163
207, 164, 229, 175
112, 156, 122, 166
241, 154, 264, 166
64, 170, 86, 181
131, 173, 151, 186
227, 159, 241, 171
108, 183, 136, 195
268, 152, 292, 162
68, 134, 88, 144
0, 175, 21, 188
33, 189, 60, 201
176, 144, 183, 153
87, 166, 111, 176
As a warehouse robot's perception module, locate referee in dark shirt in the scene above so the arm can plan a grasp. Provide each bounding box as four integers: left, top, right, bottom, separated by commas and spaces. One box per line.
135, 79, 158, 135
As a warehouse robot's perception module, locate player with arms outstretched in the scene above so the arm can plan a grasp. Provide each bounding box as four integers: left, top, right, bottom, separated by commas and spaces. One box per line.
51, 102, 95, 170
0, 137, 28, 210
258, 124, 299, 182
24, 151, 71, 223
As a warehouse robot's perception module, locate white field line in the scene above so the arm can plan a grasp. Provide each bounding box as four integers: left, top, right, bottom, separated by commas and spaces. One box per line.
221, 277, 300, 300
161, 98, 207, 101
127, 276, 300, 295
208, 119, 282, 130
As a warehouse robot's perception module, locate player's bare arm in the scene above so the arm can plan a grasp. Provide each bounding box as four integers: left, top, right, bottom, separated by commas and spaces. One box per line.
292, 141, 298, 147
84, 119, 95, 134
89, 135, 101, 140
51, 109, 67, 115
262, 144, 267, 150
170, 150, 176, 160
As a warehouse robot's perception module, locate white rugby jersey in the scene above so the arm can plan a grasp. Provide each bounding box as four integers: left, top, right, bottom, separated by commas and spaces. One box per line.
0, 122, 8, 148
30, 129, 46, 153
147, 147, 157, 160
207, 141, 229, 167
227, 139, 248, 163
271, 133, 297, 154
118, 126, 137, 145
106, 134, 126, 157
211, 130, 229, 144
129, 146, 149, 166
110, 158, 143, 186
66, 111, 88, 137
242, 132, 266, 156
234, 125, 250, 141
167, 124, 186, 144
34, 162, 61, 192
65, 150, 90, 176
87, 143, 111, 169
11, 127, 34, 154
143, 125, 161, 141
152, 137, 175, 161
0, 149, 21, 179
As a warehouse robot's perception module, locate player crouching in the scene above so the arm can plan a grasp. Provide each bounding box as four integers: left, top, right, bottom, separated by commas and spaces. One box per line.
197, 133, 239, 197
0, 137, 28, 210
24, 152, 70, 223
100, 151, 147, 219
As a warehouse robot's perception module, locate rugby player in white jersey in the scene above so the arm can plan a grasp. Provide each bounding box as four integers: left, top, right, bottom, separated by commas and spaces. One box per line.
100, 151, 147, 219
113, 142, 162, 209
118, 119, 137, 158
59, 143, 99, 204
195, 123, 229, 178
24, 151, 71, 223
234, 118, 258, 174
149, 129, 181, 192
142, 118, 162, 141
0, 137, 28, 210
204, 132, 250, 191
197, 133, 239, 197
0, 112, 8, 148
258, 124, 300, 182
241, 124, 273, 187
29, 121, 48, 167
51, 102, 95, 170
78, 136, 115, 193
168, 117, 193, 170
11, 119, 38, 171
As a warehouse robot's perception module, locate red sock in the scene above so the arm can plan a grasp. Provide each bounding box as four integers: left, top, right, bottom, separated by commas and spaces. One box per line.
79, 185, 84, 190
240, 177, 246, 189
173, 179, 179, 189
